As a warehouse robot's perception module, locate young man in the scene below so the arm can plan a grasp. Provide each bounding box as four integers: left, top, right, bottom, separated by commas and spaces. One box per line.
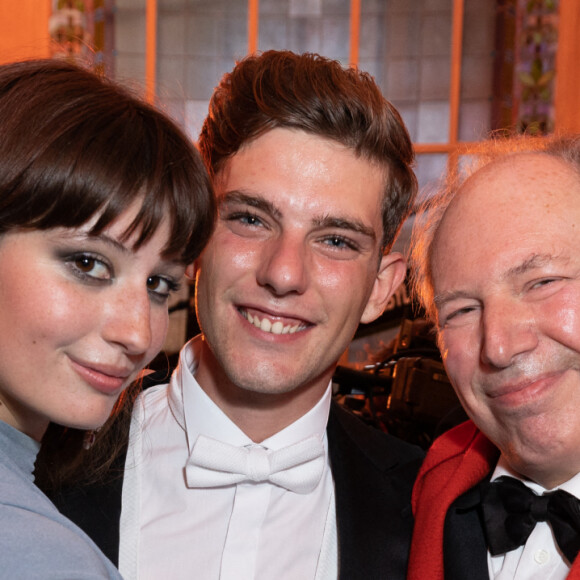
54, 50, 422, 580
408, 135, 580, 580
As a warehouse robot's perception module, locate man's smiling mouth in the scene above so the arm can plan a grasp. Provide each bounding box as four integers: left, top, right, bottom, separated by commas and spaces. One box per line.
239, 308, 308, 335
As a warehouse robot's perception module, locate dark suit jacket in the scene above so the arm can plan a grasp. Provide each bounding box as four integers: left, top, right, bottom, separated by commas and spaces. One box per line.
412, 424, 580, 580
50, 390, 422, 579
442, 481, 490, 580
442, 476, 580, 580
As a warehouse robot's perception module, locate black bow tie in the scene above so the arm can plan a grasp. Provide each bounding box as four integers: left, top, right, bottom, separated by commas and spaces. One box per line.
480, 475, 580, 563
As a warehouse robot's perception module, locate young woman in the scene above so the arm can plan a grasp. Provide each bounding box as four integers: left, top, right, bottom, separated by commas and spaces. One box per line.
0, 59, 214, 578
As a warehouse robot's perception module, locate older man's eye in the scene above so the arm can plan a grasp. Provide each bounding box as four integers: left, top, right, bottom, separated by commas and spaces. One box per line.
530, 277, 559, 289
438, 304, 478, 328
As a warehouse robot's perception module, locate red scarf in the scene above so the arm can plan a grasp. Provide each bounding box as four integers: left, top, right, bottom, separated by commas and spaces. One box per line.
408, 420, 580, 579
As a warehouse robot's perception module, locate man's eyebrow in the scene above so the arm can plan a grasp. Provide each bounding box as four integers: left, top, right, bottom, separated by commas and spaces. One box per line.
219, 191, 282, 220
313, 215, 377, 241
433, 289, 471, 309
220, 190, 377, 240
434, 253, 567, 309
504, 253, 562, 279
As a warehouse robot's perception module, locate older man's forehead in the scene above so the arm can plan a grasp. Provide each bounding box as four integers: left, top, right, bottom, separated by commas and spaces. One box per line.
442, 153, 580, 229
430, 153, 580, 295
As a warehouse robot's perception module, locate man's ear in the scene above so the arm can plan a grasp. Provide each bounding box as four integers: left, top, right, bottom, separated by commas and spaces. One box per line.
360, 251, 407, 324
185, 261, 199, 281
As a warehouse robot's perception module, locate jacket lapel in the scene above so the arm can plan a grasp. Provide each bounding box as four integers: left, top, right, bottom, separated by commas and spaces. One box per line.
327, 402, 423, 580
443, 481, 490, 580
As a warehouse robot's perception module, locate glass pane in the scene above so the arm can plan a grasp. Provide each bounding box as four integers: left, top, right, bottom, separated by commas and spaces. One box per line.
415, 153, 448, 198
258, 0, 350, 64
114, 0, 147, 86
458, 0, 495, 141
155, 0, 248, 140
360, 0, 453, 144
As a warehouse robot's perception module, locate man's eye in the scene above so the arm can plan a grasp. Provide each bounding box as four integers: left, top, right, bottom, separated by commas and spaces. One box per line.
439, 305, 477, 327
449, 306, 475, 319
242, 214, 261, 226
227, 212, 264, 227
322, 235, 357, 250
71, 255, 111, 280
530, 278, 558, 289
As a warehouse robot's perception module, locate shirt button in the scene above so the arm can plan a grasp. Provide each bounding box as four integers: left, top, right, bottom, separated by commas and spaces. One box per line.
534, 549, 550, 565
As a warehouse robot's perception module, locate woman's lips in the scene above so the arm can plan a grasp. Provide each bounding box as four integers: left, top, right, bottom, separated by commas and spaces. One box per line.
69, 357, 131, 395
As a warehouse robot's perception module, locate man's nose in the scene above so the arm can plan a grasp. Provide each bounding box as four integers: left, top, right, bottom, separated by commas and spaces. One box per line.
480, 298, 538, 368
255, 233, 309, 296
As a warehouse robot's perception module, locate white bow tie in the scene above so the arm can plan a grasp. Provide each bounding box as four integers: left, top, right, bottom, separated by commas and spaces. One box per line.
186, 434, 325, 494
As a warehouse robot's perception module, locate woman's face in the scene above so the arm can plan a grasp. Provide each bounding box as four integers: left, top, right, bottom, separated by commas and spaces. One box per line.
0, 203, 185, 441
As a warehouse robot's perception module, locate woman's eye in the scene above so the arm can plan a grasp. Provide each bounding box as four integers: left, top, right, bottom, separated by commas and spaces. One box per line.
147, 276, 179, 301
71, 255, 111, 280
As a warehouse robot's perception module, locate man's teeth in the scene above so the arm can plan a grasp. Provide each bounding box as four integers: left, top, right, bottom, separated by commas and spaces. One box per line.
245, 312, 303, 335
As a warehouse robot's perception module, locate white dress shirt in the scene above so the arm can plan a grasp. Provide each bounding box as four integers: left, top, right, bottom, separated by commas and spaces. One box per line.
487, 456, 580, 579
119, 337, 337, 580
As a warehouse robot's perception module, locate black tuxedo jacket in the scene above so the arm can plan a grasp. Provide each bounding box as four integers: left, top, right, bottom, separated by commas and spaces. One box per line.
50, 397, 422, 580
443, 481, 490, 580
444, 478, 580, 580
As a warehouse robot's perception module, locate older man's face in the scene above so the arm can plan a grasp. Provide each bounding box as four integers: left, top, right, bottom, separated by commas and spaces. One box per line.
431, 153, 580, 488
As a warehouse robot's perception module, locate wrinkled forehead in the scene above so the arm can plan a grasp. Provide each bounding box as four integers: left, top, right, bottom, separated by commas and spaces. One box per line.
436, 153, 580, 249
427, 153, 580, 303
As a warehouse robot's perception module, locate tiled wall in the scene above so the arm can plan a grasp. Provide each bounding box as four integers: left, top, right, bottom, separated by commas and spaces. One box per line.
114, 0, 495, 191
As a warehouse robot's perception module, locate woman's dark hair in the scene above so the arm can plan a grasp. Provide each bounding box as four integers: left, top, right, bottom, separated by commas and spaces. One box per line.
199, 50, 417, 251
0, 59, 215, 263
4, 59, 216, 490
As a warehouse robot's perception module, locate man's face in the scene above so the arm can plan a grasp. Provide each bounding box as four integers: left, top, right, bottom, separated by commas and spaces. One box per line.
431, 153, 580, 487
194, 128, 404, 412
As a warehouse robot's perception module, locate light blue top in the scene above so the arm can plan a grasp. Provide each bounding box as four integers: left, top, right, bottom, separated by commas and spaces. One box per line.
0, 420, 122, 578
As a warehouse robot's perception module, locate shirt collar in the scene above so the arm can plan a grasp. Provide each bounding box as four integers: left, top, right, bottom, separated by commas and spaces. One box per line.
492, 454, 580, 498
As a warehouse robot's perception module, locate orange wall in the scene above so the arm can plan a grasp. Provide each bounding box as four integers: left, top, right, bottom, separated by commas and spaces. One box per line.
555, 0, 580, 133
0, 1, 51, 65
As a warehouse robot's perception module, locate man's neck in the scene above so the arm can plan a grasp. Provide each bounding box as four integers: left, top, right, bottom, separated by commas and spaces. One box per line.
502, 455, 580, 491
193, 345, 331, 442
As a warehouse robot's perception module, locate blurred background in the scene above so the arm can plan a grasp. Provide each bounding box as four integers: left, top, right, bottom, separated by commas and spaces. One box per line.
2, 0, 578, 443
